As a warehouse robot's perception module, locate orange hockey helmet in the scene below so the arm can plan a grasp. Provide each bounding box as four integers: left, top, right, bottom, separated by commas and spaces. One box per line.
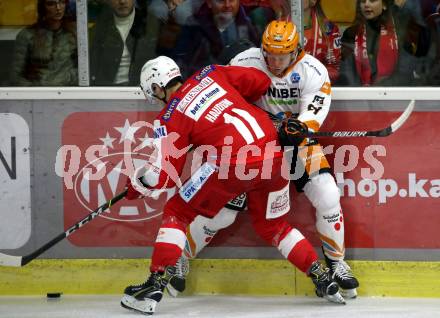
262, 20, 300, 55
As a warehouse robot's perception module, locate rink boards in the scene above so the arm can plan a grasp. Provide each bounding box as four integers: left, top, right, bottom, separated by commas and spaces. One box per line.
0, 88, 439, 297
1, 259, 440, 297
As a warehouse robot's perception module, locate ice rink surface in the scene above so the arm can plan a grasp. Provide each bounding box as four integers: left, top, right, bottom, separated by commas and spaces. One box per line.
1, 295, 439, 318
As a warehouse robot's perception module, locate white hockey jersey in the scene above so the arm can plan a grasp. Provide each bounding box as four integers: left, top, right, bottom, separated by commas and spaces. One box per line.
229, 47, 332, 132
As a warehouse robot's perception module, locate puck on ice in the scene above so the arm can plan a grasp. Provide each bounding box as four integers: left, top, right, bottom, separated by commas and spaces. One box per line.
46, 292, 62, 298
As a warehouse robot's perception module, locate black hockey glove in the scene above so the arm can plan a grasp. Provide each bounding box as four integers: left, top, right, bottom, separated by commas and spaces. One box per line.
278, 117, 309, 147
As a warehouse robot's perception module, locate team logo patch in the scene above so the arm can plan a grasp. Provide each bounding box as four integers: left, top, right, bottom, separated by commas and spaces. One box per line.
290, 72, 300, 83
266, 183, 290, 219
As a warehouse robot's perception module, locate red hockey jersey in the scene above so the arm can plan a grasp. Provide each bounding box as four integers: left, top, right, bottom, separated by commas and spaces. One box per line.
144, 64, 283, 190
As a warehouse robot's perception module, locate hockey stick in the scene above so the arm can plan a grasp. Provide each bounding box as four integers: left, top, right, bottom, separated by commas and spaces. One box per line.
270, 100, 415, 138
302, 100, 415, 138
0, 189, 127, 267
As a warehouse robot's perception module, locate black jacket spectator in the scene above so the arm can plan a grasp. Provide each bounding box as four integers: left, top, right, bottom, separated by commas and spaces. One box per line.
420, 10, 440, 84
89, 5, 159, 86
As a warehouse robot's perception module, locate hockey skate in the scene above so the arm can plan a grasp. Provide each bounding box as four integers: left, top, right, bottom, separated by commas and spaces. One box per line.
166, 255, 190, 297
121, 266, 176, 315
325, 255, 359, 299
308, 261, 346, 304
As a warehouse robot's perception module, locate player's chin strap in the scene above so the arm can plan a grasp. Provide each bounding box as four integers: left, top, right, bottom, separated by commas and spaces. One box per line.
152, 87, 168, 105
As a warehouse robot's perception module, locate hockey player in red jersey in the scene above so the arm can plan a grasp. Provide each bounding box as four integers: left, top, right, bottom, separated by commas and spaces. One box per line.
120, 56, 345, 315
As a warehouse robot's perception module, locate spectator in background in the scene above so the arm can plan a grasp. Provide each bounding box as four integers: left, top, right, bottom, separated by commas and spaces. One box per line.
10, 0, 78, 86
303, 0, 342, 82
241, 0, 290, 20
148, 0, 204, 57
394, 0, 431, 58
419, 3, 440, 84
89, 0, 159, 86
338, 0, 426, 86
149, 0, 203, 26
87, 0, 108, 23
173, 0, 260, 76
239, 0, 288, 35
407, 0, 440, 19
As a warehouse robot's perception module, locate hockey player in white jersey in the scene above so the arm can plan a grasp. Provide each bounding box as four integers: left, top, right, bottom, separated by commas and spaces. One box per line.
169, 20, 359, 299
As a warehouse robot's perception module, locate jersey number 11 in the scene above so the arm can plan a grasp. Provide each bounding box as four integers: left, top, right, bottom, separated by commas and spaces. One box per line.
223, 108, 265, 144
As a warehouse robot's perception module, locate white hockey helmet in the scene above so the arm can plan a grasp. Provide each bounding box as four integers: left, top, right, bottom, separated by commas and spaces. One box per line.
140, 56, 182, 98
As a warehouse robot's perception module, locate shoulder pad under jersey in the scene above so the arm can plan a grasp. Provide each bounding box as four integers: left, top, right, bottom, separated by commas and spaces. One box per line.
230, 48, 264, 70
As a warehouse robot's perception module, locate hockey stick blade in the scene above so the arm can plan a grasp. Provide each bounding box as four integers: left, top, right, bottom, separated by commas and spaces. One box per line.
389, 99, 415, 133
303, 99, 415, 138
0, 190, 127, 267
0, 252, 22, 267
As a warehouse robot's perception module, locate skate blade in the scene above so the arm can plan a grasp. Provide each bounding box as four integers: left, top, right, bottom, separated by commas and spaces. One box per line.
121, 294, 157, 315
340, 288, 357, 299
324, 291, 346, 305
165, 284, 179, 298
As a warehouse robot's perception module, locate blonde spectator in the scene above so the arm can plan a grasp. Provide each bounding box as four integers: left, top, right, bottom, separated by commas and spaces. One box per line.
10, 0, 78, 86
